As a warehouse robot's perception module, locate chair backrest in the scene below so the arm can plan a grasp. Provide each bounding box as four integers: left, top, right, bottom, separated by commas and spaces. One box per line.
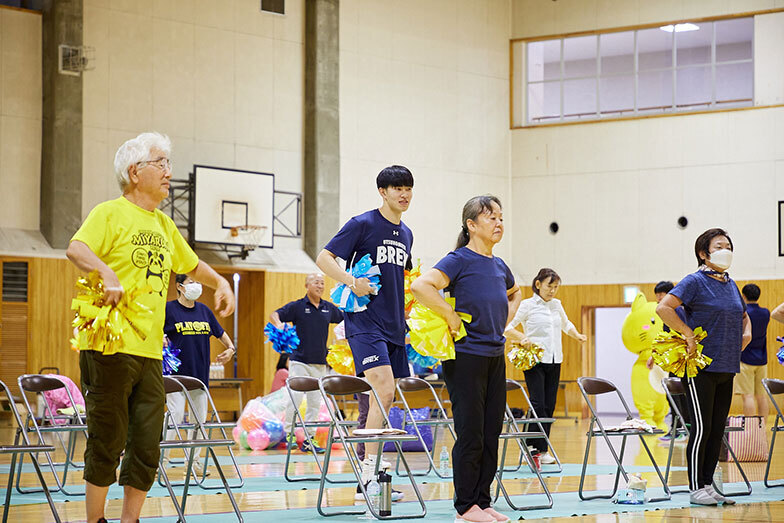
505, 378, 521, 392
663, 377, 685, 396
0, 380, 27, 437
763, 379, 784, 419
287, 376, 320, 393
19, 375, 65, 393
320, 375, 371, 396
397, 377, 431, 393
578, 377, 616, 395
171, 375, 206, 392
764, 378, 784, 395
163, 376, 184, 395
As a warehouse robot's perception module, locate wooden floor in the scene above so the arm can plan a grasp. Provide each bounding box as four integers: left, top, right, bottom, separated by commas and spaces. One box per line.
3, 412, 784, 522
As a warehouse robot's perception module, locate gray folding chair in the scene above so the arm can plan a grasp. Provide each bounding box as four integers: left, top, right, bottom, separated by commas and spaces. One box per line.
283, 376, 356, 483
662, 376, 751, 496
316, 375, 426, 520
501, 379, 561, 474
15, 374, 88, 496
0, 379, 60, 523
577, 377, 671, 502
165, 375, 244, 489
493, 389, 554, 511
393, 376, 456, 478
763, 378, 784, 488
156, 376, 243, 522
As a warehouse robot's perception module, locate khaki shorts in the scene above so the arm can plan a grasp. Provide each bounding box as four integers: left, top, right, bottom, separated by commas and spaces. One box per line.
80, 350, 164, 491
735, 362, 767, 396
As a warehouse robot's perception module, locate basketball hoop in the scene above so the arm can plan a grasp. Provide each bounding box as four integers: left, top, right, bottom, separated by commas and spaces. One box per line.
230, 225, 266, 256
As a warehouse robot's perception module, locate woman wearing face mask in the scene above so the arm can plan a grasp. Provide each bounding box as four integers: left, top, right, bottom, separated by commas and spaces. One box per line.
656, 228, 751, 506
162, 273, 236, 475
411, 195, 521, 523
504, 268, 586, 464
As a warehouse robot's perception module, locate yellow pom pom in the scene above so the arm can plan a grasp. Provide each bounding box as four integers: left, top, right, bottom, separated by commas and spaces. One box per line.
651, 327, 712, 378
327, 342, 355, 375
507, 343, 544, 371
70, 270, 155, 355
407, 297, 471, 361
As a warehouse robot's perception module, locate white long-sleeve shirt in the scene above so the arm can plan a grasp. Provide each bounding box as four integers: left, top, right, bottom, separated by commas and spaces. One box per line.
506, 293, 576, 364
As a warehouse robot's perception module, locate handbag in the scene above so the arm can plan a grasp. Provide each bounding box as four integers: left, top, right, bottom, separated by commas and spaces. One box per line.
719, 415, 768, 462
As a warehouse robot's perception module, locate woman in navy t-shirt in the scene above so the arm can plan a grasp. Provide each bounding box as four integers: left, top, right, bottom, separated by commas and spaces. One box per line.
656, 228, 751, 507
411, 195, 521, 523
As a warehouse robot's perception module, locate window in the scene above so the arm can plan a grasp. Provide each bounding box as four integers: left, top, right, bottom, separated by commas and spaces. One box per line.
517, 16, 754, 126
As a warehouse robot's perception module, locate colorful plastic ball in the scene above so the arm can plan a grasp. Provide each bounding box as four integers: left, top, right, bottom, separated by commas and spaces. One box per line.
247, 428, 271, 451
232, 425, 242, 444
239, 430, 251, 450
263, 419, 285, 445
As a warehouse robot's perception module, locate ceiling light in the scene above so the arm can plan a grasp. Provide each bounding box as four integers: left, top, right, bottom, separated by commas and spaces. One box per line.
660, 23, 699, 33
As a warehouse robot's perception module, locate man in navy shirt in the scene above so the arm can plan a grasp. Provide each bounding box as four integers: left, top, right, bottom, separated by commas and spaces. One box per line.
271, 273, 343, 452
163, 274, 235, 475
737, 283, 770, 417
316, 165, 413, 496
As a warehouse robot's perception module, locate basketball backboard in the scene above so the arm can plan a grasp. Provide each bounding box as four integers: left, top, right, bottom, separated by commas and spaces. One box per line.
193, 165, 274, 249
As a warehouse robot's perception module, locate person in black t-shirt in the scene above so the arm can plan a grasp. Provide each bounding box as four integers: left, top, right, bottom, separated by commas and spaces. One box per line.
271, 273, 343, 453
163, 274, 235, 475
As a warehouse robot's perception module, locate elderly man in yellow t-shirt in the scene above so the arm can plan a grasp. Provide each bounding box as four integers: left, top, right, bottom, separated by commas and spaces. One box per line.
67, 132, 235, 523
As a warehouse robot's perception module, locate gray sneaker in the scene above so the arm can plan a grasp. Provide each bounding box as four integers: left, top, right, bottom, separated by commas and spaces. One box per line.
705, 485, 735, 505
690, 487, 718, 505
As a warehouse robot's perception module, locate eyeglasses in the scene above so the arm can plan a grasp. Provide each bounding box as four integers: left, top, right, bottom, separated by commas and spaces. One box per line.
137, 157, 172, 171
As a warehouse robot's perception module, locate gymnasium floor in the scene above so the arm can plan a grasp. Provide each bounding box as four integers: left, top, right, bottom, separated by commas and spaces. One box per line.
3, 413, 783, 522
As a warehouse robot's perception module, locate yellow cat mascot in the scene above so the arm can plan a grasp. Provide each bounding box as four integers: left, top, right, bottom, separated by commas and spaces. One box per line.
621, 292, 669, 431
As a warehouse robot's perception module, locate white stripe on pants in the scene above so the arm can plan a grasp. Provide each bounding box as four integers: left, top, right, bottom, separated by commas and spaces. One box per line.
165, 389, 208, 460
284, 361, 332, 437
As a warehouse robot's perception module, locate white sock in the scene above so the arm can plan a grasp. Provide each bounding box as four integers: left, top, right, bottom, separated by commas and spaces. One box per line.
361, 456, 377, 483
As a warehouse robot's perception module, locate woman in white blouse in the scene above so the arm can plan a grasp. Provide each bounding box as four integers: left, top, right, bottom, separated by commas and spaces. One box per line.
505, 268, 586, 464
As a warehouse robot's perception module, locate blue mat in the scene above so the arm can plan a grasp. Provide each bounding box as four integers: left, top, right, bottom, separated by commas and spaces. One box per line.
132, 481, 784, 522
0, 463, 685, 506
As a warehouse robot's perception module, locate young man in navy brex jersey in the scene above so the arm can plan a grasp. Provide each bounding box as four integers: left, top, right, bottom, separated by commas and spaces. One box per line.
316, 165, 414, 498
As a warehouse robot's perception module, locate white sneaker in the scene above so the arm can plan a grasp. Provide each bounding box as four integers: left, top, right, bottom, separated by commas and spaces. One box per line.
540, 452, 556, 465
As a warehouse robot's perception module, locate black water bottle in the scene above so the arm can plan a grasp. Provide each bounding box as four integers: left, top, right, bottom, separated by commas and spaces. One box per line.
378, 470, 392, 516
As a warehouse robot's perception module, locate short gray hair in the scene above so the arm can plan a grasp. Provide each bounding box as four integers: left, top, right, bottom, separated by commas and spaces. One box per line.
113, 132, 172, 191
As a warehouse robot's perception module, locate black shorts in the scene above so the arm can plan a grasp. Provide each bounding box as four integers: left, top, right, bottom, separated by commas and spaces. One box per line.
80, 350, 165, 491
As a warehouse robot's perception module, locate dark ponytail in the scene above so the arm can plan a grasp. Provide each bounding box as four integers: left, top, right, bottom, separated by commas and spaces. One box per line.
455, 195, 502, 249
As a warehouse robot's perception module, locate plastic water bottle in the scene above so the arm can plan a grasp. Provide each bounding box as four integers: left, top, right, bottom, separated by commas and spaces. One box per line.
713, 466, 724, 493
366, 477, 381, 512
439, 445, 450, 476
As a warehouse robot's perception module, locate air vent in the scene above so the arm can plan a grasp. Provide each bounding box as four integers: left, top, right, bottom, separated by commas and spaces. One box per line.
261, 0, 284, 15
2, 262, 28, 302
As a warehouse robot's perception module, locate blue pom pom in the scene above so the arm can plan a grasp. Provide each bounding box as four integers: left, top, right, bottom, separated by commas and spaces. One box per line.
162, 338, 182, 376
331, 253, 382, 312
264, 323, 300, 354
406, 344, 438, 370
777, 337, 784, 365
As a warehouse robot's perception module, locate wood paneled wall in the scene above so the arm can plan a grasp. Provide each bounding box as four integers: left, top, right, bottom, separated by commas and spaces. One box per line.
15, 257, 784, 418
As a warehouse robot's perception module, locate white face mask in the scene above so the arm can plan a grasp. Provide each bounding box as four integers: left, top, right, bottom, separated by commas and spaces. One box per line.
182, 282, 202, 301
708, 249, 733, 271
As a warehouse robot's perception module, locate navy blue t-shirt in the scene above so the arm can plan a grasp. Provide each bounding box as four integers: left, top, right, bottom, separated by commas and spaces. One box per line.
276, 296, 343, 364
324, 209, 413, 345
434, 247, 516, 357
742, 303, 770, 366
662, 306, 687, 333
670, 272, 745, 374
164, 300, 225, 385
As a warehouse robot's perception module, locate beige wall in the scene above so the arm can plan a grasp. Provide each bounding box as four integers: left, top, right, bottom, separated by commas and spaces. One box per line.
0, 7, 41, 231
339, 0, 513, 268
511, 0, 784, 38
510, 3, 784, 285
81, 0, 305, 250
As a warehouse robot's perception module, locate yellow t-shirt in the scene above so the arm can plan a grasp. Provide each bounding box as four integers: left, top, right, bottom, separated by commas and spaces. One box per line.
71, 196, 199, 359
